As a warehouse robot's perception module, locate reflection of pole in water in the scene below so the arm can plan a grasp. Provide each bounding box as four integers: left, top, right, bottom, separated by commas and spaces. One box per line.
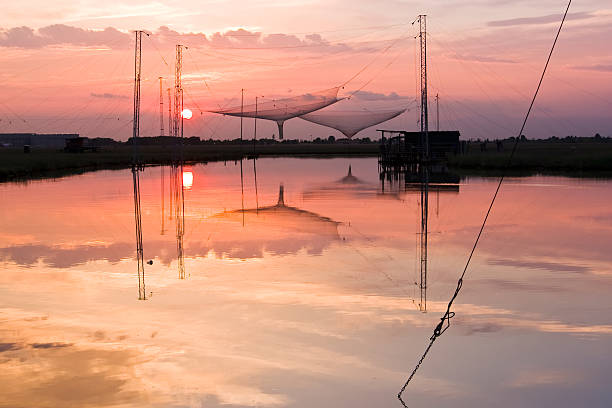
419, 167, 428, 312
253, 158, 259, 212
240, 159, 245, 226
131, 30, 147, 300
171, 164, 185, 279
160, 166, 166, 235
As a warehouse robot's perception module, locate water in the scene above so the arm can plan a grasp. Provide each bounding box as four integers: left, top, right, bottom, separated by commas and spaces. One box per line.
0, 157, 611, 407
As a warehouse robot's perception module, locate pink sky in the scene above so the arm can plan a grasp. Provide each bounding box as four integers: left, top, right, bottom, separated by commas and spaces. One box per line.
0, 0, 610, 140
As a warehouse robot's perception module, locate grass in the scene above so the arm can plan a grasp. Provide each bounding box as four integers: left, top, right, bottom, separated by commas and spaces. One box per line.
0, 143, 380, 181
447, 140, 612, 173
2, 139, 612, 182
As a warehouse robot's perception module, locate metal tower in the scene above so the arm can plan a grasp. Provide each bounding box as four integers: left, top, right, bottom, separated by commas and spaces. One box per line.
131, 30, 148, 300
418, 15, 429, 312
173, 45, 184, 139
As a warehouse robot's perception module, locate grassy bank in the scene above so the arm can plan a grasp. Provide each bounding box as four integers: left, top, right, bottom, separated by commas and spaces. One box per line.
2, 139, 612, 182
0, 143, 379, 181
447, 139, 612, 173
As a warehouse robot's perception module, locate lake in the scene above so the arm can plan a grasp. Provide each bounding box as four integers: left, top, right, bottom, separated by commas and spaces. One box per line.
0, 157, 611, 407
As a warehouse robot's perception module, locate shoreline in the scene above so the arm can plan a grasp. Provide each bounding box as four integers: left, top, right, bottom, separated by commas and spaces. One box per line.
2, 140, 612, 182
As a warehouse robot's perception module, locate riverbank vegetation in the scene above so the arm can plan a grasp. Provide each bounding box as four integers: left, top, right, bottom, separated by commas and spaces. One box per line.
1, 136, 611, 182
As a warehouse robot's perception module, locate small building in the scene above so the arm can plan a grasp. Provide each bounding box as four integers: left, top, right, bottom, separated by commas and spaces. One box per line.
378, 130, 460, 172
0, 133, 79, 149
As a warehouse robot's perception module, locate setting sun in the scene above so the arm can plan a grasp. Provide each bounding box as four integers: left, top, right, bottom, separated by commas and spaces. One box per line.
181, 108, 192, 119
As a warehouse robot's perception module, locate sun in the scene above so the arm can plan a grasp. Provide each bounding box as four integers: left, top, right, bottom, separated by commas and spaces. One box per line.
181, 108, 193, 119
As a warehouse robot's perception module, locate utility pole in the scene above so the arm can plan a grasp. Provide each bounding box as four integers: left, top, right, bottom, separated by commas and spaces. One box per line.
159, 77, 164, 136
167, 88, 172, 137
418, 14, 429, 312
253, 96, 259, 154
131, 30, 148, 300
435, 93, 440, 132
240, 88, 244, 143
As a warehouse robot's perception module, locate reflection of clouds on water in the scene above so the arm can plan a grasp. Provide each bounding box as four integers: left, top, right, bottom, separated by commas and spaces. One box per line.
487, 258, 592, 274
0, 343, 145, 408
2, 162, 612, 407
507, 369, 582, 388
0, 243, 132, 268
474, 278, 567, 293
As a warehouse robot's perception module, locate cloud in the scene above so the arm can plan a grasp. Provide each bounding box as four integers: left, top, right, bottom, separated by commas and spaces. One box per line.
0, 23, 351, 53
90, 92, 128, 99
571, 64, 612, 73
155, 26, 350, 53
449, 53, 517, 64
352, 91, 407, 101
488, 11, 594, 27
0, 24, 130, 49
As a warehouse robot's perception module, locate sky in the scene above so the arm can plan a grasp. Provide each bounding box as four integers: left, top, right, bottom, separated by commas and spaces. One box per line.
0, 0, 610, 141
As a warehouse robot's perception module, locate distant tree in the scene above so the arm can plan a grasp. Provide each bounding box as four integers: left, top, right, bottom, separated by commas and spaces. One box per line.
328, 135, 335, 143
595, 133, 602, 139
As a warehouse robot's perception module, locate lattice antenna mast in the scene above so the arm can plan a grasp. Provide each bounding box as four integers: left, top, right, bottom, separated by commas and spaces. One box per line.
173, 45, 184, 139
418, 15, 429, 312
419, 15, 429, 153
131, 30, 148, 300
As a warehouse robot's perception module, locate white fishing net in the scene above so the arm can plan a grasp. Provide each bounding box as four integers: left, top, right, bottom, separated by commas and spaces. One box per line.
300, 108, 406, 138
209, 87, 341, 139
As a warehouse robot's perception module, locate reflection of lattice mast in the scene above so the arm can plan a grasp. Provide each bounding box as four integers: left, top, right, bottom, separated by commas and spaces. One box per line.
131, 30, 147, 300
171, 164, 185, 279
418, 15, 429, 312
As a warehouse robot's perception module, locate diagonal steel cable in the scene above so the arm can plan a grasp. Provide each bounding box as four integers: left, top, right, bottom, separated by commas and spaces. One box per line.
397, 2, 573, 406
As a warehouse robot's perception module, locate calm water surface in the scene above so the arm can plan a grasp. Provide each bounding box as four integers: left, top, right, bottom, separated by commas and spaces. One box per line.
0, 157, 611, 407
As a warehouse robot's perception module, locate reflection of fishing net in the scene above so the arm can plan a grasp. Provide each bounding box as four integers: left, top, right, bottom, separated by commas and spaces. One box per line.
300, 108, 406, 138
209, 87, 341, 139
